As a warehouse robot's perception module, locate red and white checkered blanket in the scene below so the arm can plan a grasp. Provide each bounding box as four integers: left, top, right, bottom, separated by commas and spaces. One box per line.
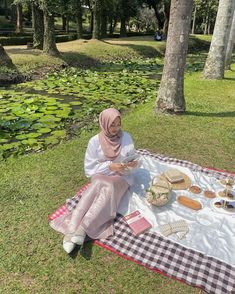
49, 149, 235, 294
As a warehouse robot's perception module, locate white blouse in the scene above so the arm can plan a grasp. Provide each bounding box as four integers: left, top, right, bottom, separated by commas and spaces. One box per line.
84, 131, 135, 185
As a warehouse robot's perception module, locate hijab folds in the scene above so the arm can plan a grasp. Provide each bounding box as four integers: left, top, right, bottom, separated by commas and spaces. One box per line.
98, 108, 123, 160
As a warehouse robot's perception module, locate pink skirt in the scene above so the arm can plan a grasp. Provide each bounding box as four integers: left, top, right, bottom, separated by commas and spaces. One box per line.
50, 174, 129, 240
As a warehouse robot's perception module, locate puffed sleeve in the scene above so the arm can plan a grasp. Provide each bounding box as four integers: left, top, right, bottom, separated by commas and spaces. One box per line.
84, 136, 113, 177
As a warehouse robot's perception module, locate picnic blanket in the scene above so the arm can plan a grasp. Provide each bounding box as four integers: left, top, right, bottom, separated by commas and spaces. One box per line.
49, 149, 235, 294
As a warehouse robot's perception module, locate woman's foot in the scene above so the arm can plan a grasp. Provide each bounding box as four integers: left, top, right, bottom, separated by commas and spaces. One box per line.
63, 235, 76, 254
71, 226, 86, 245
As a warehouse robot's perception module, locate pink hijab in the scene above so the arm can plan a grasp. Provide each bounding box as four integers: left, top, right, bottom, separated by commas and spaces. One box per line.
98, 108, 123, 160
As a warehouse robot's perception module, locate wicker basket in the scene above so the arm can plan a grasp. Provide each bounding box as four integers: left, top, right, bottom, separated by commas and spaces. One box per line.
146, 179, 172, 207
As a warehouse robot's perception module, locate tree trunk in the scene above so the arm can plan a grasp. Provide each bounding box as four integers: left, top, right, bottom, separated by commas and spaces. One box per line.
207, 22, 211, 34
203, 0, 234, 79
0, 44, 14, 67
155, 0, 193, 114
15, 3, 23, 34
225, 9, 235, 69
152, 5, 164, 30
66, 16, 69, 33
74, 0, 83, 39
191, 5, 197, 34
120, 16, 127, 37
204, 5, 209, 35
92, 0, 101, 39
101, 9, 107, 38
43, 9, 59, 56
109, 17, 114, 35
32, 3, 44, 50
62, 15, 66, 31
4, 0, 8, 19
163, 2, 170, 36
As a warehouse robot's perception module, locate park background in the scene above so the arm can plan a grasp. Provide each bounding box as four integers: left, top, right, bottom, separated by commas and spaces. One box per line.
0, 0, 235, 293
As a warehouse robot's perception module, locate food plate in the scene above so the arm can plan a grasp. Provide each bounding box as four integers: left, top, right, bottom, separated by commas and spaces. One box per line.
210, 198, 235, 215
217, 189, 235, 201
161, 172, 191, 190
218, 178, 234, 188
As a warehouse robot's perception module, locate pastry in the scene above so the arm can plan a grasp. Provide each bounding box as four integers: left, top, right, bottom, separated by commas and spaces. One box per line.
218, 190, 234, 199
220, 178, 234, 187
225, 204, 235, 212
214, 201, 222, 208
218, 190, 226, 197
164, 169, 184, 183
189, 185, 201, 194
204, 190, 216, 198
177, 195, 202, 210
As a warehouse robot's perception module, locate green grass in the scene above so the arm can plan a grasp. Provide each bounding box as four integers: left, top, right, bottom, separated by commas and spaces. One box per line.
0, 36, 234, 293
5, 34, 209, 74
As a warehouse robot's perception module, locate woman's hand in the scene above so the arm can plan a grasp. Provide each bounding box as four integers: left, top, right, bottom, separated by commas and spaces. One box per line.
109, 162, 126, 172
109, 161, 138, 172
126, 160, 138, 169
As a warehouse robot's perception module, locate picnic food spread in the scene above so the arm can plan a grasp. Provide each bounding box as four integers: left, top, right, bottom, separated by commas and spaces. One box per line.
146, 168, 235, 215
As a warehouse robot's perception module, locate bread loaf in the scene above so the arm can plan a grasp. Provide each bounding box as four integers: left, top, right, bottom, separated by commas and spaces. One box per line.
177, 195, 202, 210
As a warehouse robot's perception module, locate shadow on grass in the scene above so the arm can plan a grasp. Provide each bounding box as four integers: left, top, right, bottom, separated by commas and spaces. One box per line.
224, 77, 235, 81
60, 51, 164, 74
185, 111, 235, 118
68, 241, 94, 260
188, 36, 210, 54
101, 39, 164, 58
6, 48, 42, 56
61, 51, 103, 68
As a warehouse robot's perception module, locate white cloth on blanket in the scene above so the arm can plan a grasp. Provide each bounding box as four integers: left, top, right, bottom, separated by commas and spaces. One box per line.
117, 154, 235, 266
84, 131, 135, 185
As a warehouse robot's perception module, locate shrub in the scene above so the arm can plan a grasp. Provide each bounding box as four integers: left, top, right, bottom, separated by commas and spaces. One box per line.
0, 34, 78, 46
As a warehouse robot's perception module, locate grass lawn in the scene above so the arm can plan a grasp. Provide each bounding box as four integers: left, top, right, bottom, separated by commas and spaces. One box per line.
0, 36, 234, 293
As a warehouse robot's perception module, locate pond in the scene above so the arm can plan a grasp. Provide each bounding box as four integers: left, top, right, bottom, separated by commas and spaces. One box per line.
0, 64, 160, 160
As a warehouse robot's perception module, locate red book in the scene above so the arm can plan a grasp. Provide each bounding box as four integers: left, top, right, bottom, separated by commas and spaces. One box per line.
123, 210, 152, 236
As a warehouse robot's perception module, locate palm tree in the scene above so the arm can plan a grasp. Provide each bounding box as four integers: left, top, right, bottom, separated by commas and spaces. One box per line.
155, 0, 193, 113
203, 0, 234, 79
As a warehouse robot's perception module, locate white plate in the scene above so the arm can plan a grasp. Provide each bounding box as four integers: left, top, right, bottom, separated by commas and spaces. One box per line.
210, 198, 235, 215
217, 189, 235, 202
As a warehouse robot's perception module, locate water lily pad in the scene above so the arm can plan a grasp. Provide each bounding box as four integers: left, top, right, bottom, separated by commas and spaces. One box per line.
0, 108, 9, 113
31, 123, 45, 130
51, 130, 66, 137
44, 136, 59, 145
22, 138, 38, 145
69, 101, 82, 106
0, 138, 8, 143
15, 134, 29, 140
24, 98, 35, 104
37, 128, 51, 134
47, 106, 58, 110
55, 110, 70, 118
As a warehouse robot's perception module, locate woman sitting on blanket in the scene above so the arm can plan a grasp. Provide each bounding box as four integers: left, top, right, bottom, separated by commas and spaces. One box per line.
61, 107, 138, 253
